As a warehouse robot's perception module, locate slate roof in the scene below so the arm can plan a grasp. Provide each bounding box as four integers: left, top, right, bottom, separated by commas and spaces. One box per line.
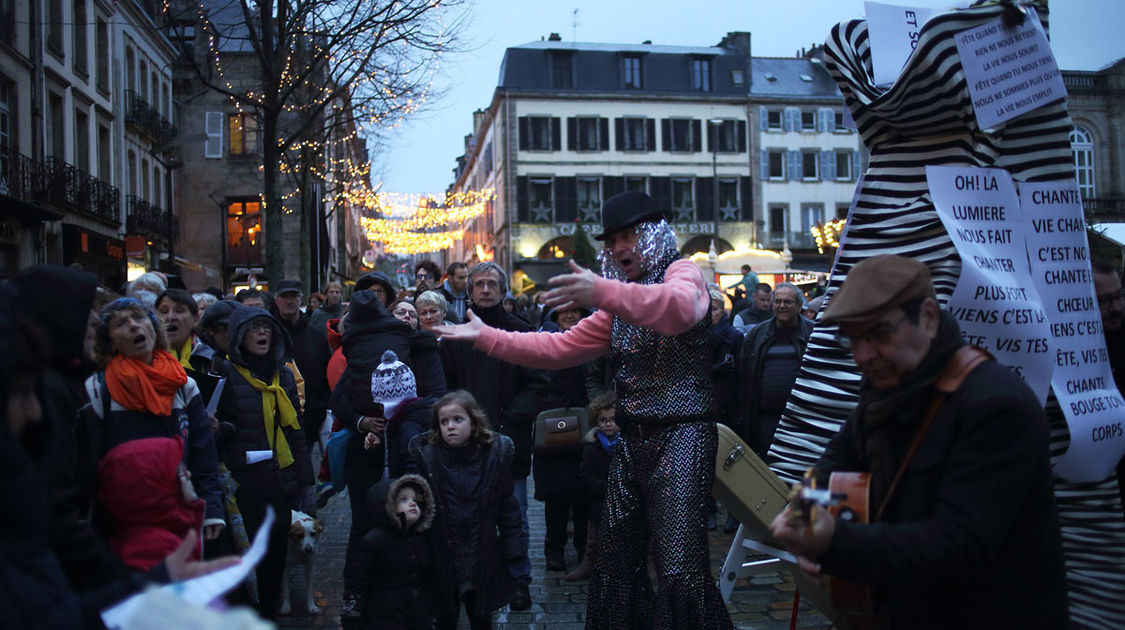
750, 57, 841, 99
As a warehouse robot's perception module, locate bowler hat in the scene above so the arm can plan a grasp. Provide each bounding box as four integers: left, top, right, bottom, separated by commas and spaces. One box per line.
274, 279, 303, 296
594, 191, 665, 241
821, 255, 934, 325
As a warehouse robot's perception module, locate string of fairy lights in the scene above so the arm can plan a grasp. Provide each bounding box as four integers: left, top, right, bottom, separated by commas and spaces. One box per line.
358, 189, 495, 254
811, 218, 847, 254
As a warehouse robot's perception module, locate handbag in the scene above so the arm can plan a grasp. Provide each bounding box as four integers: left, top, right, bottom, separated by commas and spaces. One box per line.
533, 407, 589, 454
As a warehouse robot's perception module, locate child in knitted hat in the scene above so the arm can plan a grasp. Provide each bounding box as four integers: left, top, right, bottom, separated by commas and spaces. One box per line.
364, 351, 421, 478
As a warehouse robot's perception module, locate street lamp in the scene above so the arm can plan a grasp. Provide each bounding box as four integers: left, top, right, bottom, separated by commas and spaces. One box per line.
709, 118, 723, 224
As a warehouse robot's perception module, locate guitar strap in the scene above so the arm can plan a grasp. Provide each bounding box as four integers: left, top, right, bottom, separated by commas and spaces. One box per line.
873, 345, 991, 522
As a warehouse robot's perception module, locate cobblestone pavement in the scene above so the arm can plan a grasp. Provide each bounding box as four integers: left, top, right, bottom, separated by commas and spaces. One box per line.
278, 485, 831, 630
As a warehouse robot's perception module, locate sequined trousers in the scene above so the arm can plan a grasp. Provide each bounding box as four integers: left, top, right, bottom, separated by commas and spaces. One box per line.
585, 421, 733, 629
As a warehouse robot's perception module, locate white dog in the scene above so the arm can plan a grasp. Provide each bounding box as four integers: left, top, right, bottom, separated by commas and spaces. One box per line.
280, 510, 324, 614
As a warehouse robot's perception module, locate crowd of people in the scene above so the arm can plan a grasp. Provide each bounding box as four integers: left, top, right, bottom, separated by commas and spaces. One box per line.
2, 191, 1122, 629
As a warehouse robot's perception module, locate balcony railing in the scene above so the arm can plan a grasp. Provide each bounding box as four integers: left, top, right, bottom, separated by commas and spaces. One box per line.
1084, 197, 1125, 220
126, 194, 178, 241
0, 145, 41, 206
767, 231, 818, 250
41, 157, 121, 224
124, 90, 178, 147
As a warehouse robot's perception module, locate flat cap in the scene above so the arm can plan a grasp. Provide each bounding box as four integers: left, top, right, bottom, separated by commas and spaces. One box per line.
274, 279, 303, 295
821, 255, 934, 325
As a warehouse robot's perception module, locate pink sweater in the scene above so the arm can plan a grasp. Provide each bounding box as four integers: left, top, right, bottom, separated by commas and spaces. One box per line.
475, 259, 710, 370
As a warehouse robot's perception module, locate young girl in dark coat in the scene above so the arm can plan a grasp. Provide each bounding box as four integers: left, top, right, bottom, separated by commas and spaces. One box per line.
407, 390, 527, 630
569, 392, 618, 582
341, 474, 454, 629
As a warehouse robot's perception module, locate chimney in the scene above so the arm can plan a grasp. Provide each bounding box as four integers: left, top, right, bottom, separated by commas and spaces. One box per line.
472, 109, 486, 135
548, 33, 562, 41
718, 31, 750, 55
642, 40, 652, 45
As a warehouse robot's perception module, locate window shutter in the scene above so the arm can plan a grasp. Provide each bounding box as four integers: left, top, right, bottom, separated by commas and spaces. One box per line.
854, 150, 863, 180
740, 177, 753, 221
645, 119, 655, 151
692, 119, 702, 152
599, 118, 609, 151
518, 117, 528, 150
788, 150, 801, 181
204, 111, 223, 159
785, 108, 799, 132
566, 118, 577, 151
696, 178, 713, 222
551, 118, 561, 150
604, 176, 623, 200
821, 150, 835, 180
661, 119, 671, 152
759, 107, 768, 131
760, 150, 768, 180
817, 108, 829, 132
556, 177, 577, 223
615, 118, 624, 150
737, 121, 747, 152
650, 177, 671, 214
517, 176, 529, 222
707, 122, 717, 152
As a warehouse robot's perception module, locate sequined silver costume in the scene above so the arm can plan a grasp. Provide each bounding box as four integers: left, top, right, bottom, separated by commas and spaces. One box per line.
587, 221, 732, 630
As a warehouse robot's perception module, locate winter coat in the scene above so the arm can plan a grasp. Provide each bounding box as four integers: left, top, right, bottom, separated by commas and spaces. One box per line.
98, 438, 205, 571
327, 318, 346, 390
735, 315, 813, 442
815, 314, 1067, 629
440, 303, 549, 479
280, 308, 332, 434
437, 280, 467, 323
83, 372, 224, 523
342, 475, 455, 630
532, 348, 588, 502
408, 432, 524, 615
710, 313, 743, 425
578, 428, 616, 523
310, 301, 343, 333
215, 307, 314, 505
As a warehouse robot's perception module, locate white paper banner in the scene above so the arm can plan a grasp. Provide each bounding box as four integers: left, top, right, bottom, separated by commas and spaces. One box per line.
1020, 180, 1125, 482
955, 7, 1066, 130
927, 165, 1054, 402
865, 2, 941, 87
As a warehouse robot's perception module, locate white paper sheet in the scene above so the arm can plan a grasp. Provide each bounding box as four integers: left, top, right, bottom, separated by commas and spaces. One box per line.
865, 1, 942, 86
245, 450, 273, 464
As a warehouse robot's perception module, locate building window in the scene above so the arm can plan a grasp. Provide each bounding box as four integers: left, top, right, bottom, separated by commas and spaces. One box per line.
801, 204, 824, 233
624, 176, 647, 193
96, 18, 109, 92
140, 158, 149, 200
668, 119, 692, 152
73, 0, 88, 75
577, 117, 600, 151
527, 116, 554, 151
1070, 126, 1095, 201
622, 117, 647, 151
153, 165, 161, 206
718, 179, 739, 221
204, 111, 223, 158
712, 120, 737, 152
731, 69, 744, 85
74, 109, 89, 172
800, 111, 816, 131
125, 47, 135, 92
692, 58, 711, 92
126, 150, 136, 196
577, 177, 601, 222
552, 53, 573, 89
227, 199, 262, 265
0, 80, 11, 188
48, 92, 64, 159
836, 203, 850, 220
802, 151, 818, 180
834, 111, 849, 132
623, 56, 642, 89
228, 113, 260, 156
767, 150, 785, 179
766, 109, 783, 131
835, 151, 853, 181
671, 178, 694, 221
530, 178, 553, 222
97, 123, 111, 181
769, 205, 788, 244
48, 0, 63, 53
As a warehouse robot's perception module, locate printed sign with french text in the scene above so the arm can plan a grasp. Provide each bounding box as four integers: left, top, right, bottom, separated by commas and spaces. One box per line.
865, 1, 940, 86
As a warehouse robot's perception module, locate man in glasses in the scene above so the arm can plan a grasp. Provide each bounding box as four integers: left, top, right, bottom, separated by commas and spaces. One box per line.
413, 260, 442, 296
769, 254, 1066, 630
1092, 260, 1123, 391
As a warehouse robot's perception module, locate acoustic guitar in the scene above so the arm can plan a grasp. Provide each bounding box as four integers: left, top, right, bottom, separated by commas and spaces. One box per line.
792, 469, 887, 630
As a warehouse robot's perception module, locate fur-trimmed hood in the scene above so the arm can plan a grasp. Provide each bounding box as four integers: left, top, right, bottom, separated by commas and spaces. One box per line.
583, 427, 601, 443
369, 474, 436, 533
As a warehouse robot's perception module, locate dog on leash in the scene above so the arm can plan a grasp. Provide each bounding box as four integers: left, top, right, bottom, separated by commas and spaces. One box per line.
280, 510, 325, 614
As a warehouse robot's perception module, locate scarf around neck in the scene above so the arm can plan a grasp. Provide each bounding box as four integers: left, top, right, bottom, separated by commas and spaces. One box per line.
232, 364, 300, 468
105, 351, 188, 417
596, 431, 619, 455
171, 337, 194, 372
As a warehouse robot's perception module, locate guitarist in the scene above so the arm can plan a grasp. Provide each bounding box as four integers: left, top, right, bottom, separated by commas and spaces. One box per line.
769, 255, 1067, 630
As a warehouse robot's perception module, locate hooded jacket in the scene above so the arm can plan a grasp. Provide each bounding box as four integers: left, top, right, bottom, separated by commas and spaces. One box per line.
342, 474, 455, 629
216, 307, 313, 500
98, 438, 205, 571
438, 279, 467, 323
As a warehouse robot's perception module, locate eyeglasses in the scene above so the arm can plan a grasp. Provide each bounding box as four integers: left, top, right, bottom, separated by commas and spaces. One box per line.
1097, 288, 1124, 307
393, 308, 418, 319
415, 272, 434, 280
248, 321, 272, 333
835, 313, 908, 350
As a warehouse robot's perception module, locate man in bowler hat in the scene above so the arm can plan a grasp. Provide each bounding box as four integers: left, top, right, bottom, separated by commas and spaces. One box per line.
436, 191, 732, 629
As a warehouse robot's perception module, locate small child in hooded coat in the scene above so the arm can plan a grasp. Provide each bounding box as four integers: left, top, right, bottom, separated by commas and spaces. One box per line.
341, 474, 455, 630
97, 436, 205, 571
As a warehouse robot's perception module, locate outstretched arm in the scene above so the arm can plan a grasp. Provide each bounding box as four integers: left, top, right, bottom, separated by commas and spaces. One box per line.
435, 309, 612, 370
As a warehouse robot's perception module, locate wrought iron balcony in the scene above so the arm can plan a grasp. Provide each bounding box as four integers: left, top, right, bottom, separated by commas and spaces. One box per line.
1084, 197, 1125, 222
0, 145, 42, 206
126, 194, 178, 241
40, 157, 121, 224
124, 90, 178, 147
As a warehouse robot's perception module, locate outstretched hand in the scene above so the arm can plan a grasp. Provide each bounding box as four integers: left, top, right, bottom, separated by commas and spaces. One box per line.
164, 529, 240, 582
433, 310, 485, 343
543, 260, 598, 311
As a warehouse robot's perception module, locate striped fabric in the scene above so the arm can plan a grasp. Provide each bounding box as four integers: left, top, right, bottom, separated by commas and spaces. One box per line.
766, 2, 1125, 627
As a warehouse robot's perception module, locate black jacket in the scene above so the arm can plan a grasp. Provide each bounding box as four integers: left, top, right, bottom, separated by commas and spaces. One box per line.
408, 432, 524, 615
280, 308, 332, 435
440, 303, 549, 478
815, 315, 1067, 629
578, 428, 616, 523
710, 313, 744, 425
216, 307, 314, 503
342, 474, 455, 630
532, 342, 588, 502
736, 315, 813, 442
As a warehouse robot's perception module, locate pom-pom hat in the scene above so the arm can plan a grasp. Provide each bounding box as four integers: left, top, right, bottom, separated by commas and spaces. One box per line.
370, 350, 417, 417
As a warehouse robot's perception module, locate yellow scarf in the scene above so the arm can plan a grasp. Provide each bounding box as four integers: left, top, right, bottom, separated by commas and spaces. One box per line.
172, 337, 194, 372
233, 364, 300, 468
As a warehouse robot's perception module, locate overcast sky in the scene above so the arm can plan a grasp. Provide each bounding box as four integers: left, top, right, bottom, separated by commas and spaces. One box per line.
378, 0, 1125, 195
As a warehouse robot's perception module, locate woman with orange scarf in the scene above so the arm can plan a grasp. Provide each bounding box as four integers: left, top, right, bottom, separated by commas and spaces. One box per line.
84, 298, 225, 542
